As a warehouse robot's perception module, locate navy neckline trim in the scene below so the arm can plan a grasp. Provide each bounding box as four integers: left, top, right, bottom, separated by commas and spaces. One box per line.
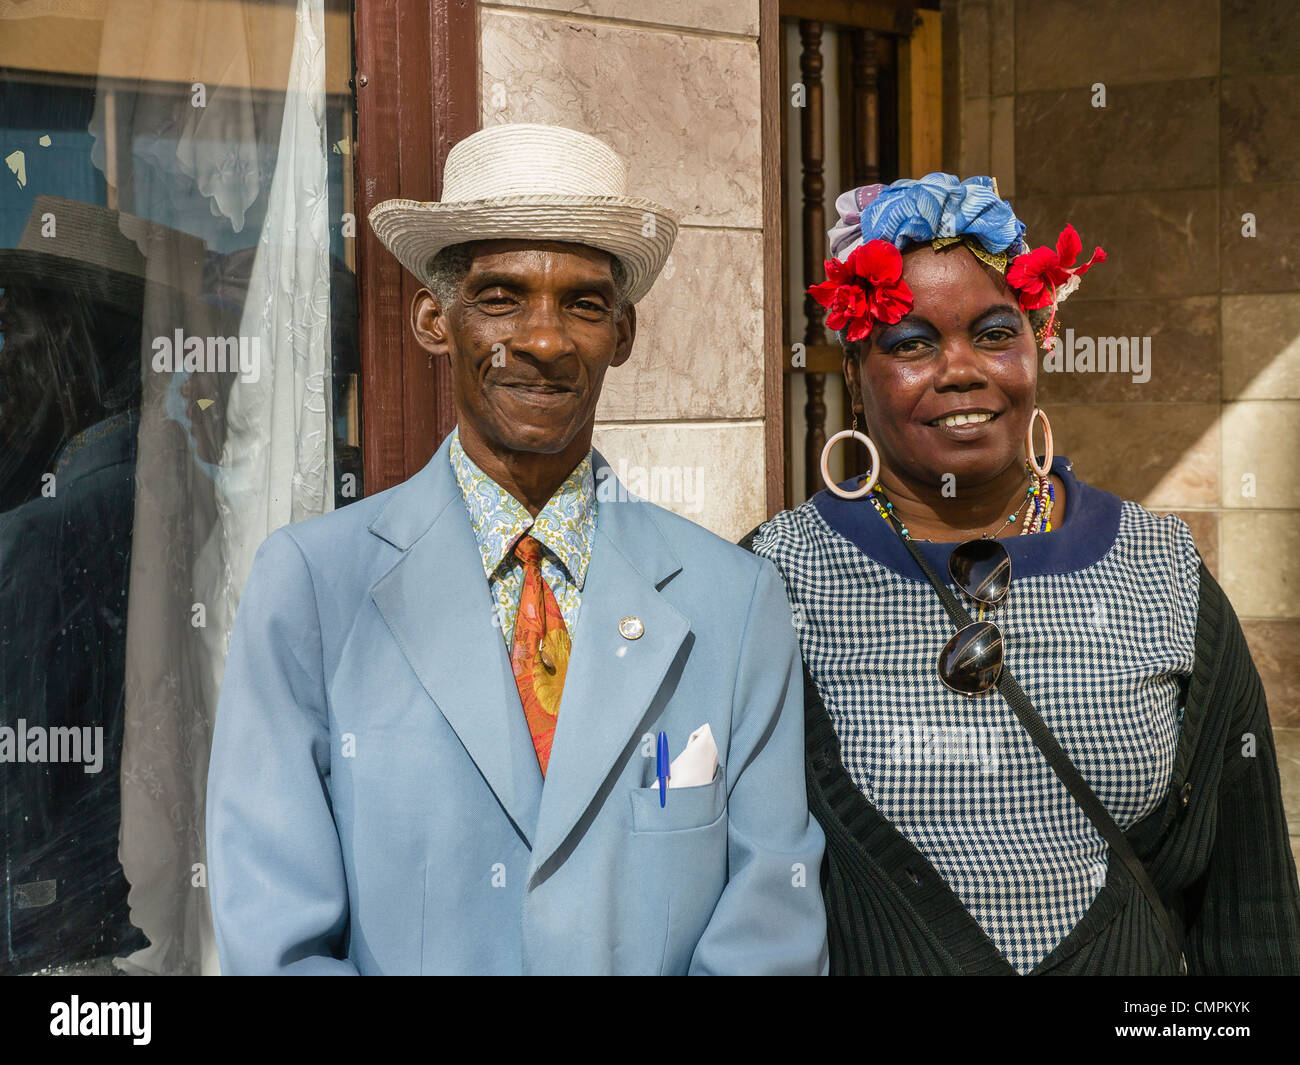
810, 456, 1122, 581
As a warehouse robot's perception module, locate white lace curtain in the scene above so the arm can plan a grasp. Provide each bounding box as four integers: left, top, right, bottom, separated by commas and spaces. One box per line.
88, 0, 334, 976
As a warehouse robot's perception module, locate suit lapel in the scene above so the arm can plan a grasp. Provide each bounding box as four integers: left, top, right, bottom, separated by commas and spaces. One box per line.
368, 435, 543, 847
529, 452, 689, 880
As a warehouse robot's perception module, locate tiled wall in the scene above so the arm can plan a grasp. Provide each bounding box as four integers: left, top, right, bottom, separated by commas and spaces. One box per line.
954, 0, 1300, 868
479, 0, 766, 541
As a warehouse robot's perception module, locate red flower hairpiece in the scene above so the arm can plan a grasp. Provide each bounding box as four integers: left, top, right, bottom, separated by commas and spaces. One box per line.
1007, 224, 1106, 337
807, 239, 913, 343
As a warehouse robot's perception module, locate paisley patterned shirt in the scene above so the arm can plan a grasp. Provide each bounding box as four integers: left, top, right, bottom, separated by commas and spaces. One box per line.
450, 426, 596, 647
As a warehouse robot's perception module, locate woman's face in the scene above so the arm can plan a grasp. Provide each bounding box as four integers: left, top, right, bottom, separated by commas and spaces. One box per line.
845, 244, 1038, 489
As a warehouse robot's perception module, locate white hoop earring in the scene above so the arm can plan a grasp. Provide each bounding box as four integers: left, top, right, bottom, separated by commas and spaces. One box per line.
820, 429, 880, 500
1025, 407, 1053, 478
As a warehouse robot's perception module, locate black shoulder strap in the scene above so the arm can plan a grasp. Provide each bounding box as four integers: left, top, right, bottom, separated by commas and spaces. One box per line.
896, 532, 1183, 962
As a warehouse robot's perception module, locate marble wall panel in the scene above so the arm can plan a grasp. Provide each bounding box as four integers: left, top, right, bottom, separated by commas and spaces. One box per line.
1220, 511, 1300, 619
596, 228, 764, 421
480, 8, 762, 229
1014, 0, 1217, 90
592, 420, 767, 540
485, 0, 758, 36
1220, 400, 1300, 509
1035, 297, 1219, 405
1045, 403, 1219, 509
1222, 293, 1300, 401
1016, 79, 1216, 197
1013, 191, 1218, 301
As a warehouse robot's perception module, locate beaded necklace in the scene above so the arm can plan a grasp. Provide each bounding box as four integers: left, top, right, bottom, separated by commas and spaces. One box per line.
866, 462, 1055, 542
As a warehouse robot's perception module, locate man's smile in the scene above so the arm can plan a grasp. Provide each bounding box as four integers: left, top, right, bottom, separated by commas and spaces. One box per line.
490, 377, 579, 405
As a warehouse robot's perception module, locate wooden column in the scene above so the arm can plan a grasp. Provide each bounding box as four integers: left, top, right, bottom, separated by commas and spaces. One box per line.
841, 27, 880, 475
761, 0, 786, 519
848, 28, 880, 186
798, 19, 827, 502
354, 0, 478, 495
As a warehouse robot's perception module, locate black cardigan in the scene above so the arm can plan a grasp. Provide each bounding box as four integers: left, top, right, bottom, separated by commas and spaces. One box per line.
740, 525, 1300, 975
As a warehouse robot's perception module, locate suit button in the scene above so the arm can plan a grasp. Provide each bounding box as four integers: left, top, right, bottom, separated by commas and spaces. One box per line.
618, 616, 644, 640
1180, 782, 1192, 807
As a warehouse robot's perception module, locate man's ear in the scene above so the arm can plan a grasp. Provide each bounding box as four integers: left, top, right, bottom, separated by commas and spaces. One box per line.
411, 288, 450, 359
609, 302, 637, 368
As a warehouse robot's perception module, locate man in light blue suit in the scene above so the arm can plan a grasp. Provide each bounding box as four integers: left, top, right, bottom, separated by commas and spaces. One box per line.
206, 123, 828, 975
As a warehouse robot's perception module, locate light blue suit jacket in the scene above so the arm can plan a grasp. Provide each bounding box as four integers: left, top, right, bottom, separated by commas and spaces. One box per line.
206, 433, 828, 974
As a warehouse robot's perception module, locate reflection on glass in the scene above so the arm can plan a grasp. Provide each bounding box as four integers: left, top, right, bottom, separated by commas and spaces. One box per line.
1, 0, 358, 975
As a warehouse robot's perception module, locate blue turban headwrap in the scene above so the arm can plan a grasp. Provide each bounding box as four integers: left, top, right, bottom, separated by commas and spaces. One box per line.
827, 173, 1027, 264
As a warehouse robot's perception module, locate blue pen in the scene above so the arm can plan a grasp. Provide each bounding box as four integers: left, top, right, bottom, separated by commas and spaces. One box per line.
657, 731, 669, 807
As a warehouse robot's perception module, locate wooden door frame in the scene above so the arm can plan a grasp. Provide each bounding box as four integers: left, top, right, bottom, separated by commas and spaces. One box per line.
768, 2, 940, 510
760, 0, 785, 518
354, 0, 478, 496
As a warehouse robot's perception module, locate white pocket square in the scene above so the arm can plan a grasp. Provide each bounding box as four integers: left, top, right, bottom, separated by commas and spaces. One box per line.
665, 723, 718, 788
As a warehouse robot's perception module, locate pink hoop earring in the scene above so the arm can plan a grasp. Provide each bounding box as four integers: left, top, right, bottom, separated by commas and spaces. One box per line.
820, 427, 880, 500
1025, 407, 1053, 477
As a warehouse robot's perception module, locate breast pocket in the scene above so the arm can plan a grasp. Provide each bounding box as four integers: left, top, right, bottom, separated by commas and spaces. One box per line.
629, 767, 727, 833
624, 767, 729, 974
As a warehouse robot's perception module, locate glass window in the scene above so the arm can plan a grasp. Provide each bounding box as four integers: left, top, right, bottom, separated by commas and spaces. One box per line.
0, 0, 359, 975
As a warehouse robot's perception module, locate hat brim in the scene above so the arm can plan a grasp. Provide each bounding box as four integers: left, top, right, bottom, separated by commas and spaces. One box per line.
368, 195, 679, 305
0, 248, 148, 312
0, 248, 214, 316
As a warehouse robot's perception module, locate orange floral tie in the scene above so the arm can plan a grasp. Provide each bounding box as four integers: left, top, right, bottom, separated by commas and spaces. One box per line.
509, 534, 572, 775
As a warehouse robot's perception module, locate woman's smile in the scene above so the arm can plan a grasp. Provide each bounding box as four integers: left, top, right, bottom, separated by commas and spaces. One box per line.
923, 408, 1001, 437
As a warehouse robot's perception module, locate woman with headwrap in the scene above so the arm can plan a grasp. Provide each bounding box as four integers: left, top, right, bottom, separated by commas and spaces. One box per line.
743, 173, 1300, 975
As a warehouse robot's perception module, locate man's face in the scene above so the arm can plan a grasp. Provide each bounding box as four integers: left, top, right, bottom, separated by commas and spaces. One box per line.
413, 240, 635, 458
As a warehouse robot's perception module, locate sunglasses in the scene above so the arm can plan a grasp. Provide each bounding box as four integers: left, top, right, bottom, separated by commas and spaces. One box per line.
938, 537, 1011, 696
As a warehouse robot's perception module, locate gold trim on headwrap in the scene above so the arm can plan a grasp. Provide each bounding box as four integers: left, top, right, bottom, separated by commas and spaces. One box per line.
931, 234, 1009, 274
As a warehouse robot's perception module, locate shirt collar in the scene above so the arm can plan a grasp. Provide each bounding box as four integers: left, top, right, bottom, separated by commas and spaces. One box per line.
449, 425, 597, 586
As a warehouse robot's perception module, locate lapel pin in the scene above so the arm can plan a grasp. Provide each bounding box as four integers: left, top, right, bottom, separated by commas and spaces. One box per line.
618, 616, 644, 640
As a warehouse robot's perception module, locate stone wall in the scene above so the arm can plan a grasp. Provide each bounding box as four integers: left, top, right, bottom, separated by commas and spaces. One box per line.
479, 0, 766, 541
952, 0, 1300, 868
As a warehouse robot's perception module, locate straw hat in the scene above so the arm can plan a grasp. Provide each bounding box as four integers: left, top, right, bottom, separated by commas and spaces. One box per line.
0, 194, 205, 311
368, 123, 679, 305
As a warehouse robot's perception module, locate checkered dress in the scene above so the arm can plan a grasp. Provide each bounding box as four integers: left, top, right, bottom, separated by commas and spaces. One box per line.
752, 461, 1201, 973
